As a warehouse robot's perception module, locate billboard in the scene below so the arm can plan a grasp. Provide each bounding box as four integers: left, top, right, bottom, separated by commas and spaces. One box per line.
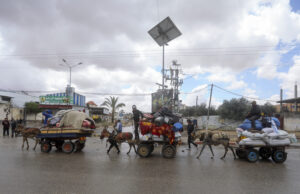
39, 96, 73, 105
151, 89, 173, 112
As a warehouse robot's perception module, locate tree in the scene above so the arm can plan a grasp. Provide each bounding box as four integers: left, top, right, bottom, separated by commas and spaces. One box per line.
261, 102, 276, 116
101, 96, 125, 123
179, 103, 217, 117
218, 98, 250, 121
24, 102, 41, 120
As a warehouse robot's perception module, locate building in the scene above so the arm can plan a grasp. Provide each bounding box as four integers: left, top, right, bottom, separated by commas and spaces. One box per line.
86, 101, 109, 122
276, 97, 300, 112
0, 91, 39, 121
39, 85, 87, 114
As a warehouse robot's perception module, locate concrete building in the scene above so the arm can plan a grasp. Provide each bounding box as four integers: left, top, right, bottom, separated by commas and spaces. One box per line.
39, 85, 87, 115
0, 91, 39, 121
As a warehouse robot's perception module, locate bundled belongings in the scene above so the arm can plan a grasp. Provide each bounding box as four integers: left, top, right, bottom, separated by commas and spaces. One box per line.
238, 117, 280, 131
46, 110, 95, 129
139, 107, 183, 144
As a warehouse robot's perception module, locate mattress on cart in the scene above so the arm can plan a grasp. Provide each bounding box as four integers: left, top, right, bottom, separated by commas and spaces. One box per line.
59, 110, 95, 128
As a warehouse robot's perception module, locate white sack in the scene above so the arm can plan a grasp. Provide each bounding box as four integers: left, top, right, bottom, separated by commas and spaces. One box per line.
239, 138, 266, 146
267, 130, 288, 139
264, 138, 290, 146
262, 128, 274, 134
241, 131, 266, 140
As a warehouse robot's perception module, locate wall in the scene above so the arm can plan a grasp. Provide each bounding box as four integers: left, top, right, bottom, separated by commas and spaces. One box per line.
183, 115, 240, 130
283, 113, 300, 131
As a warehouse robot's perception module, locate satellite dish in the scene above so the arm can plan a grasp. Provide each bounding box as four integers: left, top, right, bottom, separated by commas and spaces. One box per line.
148, 17, 182, 46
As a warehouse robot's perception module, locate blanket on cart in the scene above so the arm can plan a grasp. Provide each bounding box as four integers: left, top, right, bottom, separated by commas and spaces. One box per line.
140, 121, 175, 144
59, 110, 95, 129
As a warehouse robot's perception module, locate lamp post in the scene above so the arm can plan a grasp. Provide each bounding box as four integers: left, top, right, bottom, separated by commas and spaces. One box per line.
59, 59, 83, 87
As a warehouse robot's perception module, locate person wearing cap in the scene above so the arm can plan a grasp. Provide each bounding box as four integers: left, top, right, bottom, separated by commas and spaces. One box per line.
132, 105, 143, 140
246, 101, 261, 129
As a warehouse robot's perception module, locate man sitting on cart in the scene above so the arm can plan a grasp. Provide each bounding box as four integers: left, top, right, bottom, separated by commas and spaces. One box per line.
246, 101, 261, 130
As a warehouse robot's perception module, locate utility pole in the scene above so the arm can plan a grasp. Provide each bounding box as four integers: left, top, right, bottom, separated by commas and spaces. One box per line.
165, 60, 183, 112
280, 88, 283, 113
206, 84, 213, 134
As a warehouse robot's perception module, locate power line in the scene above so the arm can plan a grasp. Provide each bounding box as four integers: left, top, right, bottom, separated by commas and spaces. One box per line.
213, 84, 278, 103
0, 44, 298, 58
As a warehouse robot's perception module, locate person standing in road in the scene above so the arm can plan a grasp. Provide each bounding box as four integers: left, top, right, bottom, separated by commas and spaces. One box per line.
2, 118, 10, 137
132, 105, 143, 140
10, 118, 17, 138
187, 119, 198, 149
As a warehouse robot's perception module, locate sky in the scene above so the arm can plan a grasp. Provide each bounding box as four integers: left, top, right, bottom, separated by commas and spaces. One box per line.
0, 0, 300, 112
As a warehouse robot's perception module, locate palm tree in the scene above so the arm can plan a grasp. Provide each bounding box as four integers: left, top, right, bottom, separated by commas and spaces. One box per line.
101, 96, 125, 123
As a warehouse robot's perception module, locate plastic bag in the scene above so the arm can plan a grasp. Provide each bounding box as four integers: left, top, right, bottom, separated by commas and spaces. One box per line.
288, 134, 298, 143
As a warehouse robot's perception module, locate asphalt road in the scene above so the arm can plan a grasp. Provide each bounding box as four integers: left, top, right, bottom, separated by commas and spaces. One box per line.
0, 136, 300, 194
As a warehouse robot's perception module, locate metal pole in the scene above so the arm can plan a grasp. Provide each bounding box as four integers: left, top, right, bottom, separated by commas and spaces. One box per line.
280, 88, 283, 113
206, 84, 213, 134
69, 66, 72, 87
162, 44, 165, 106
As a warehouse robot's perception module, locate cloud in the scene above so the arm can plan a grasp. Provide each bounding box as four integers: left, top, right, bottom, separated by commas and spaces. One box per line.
0, 0, 300, 112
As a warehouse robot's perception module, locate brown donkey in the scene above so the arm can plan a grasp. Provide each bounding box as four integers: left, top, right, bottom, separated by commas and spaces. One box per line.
15, 124, 40, 150
193, 131, 236, 159
100, 127, 137, 154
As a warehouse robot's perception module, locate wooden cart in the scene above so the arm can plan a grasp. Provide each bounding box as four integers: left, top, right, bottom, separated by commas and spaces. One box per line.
36, 128, 94, 154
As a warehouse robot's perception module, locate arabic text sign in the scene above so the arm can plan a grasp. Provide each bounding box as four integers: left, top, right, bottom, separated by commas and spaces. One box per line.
39, 96, 73, 105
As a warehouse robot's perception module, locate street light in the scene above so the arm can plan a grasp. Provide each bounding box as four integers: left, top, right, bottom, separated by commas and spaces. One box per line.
59, 58, 83, 87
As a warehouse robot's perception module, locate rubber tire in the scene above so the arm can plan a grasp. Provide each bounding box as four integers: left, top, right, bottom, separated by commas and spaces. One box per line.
246, 148, 259, 163
149, 144, 154, 153
55, 140, 64, 151
162, 145, 176, 159
259, 147, 272, 159
236, 148, 246, 159
75, 140, 85, 152
137, 144, 151, 158
272, 150, 287, 163
62, 142, 74, 154
41, 141, 52, 153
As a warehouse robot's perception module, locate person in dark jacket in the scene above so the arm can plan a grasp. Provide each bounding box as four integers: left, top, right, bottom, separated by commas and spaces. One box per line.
2, 118, 10, 136
10, 118, 17, 138
132, 105, 143, 140
187, 119, 197, 149
246, 101, 261, 129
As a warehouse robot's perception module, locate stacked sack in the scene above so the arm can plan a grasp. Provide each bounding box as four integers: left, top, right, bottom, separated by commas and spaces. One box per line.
236, 127, 294, 146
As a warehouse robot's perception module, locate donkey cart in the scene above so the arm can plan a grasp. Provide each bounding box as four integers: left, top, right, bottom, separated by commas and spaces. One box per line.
37, 128, 94, 154
137, 140, 178, 159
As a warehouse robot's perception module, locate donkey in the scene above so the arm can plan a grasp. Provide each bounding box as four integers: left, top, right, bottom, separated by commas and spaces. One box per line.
193, 131, 236, 159
15, 124, 40, 151
100, 127, 137, 154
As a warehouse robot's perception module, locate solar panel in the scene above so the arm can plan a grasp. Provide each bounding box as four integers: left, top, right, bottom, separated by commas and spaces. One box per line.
148, 17, 182, 46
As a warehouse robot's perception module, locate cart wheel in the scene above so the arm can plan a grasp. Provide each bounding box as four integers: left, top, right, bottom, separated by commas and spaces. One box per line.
272, 150, 287, 163
149, 144, 154, 153
259, 147, 272, 159
137, 144, 151, 158
246, 148, 259, 163
62, 142, 74, 154
75, 140, 85, 152
41, 141, 52, 153
236, 148, 246, 159
162, 144, 176, 159
55, 140, 64, 151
